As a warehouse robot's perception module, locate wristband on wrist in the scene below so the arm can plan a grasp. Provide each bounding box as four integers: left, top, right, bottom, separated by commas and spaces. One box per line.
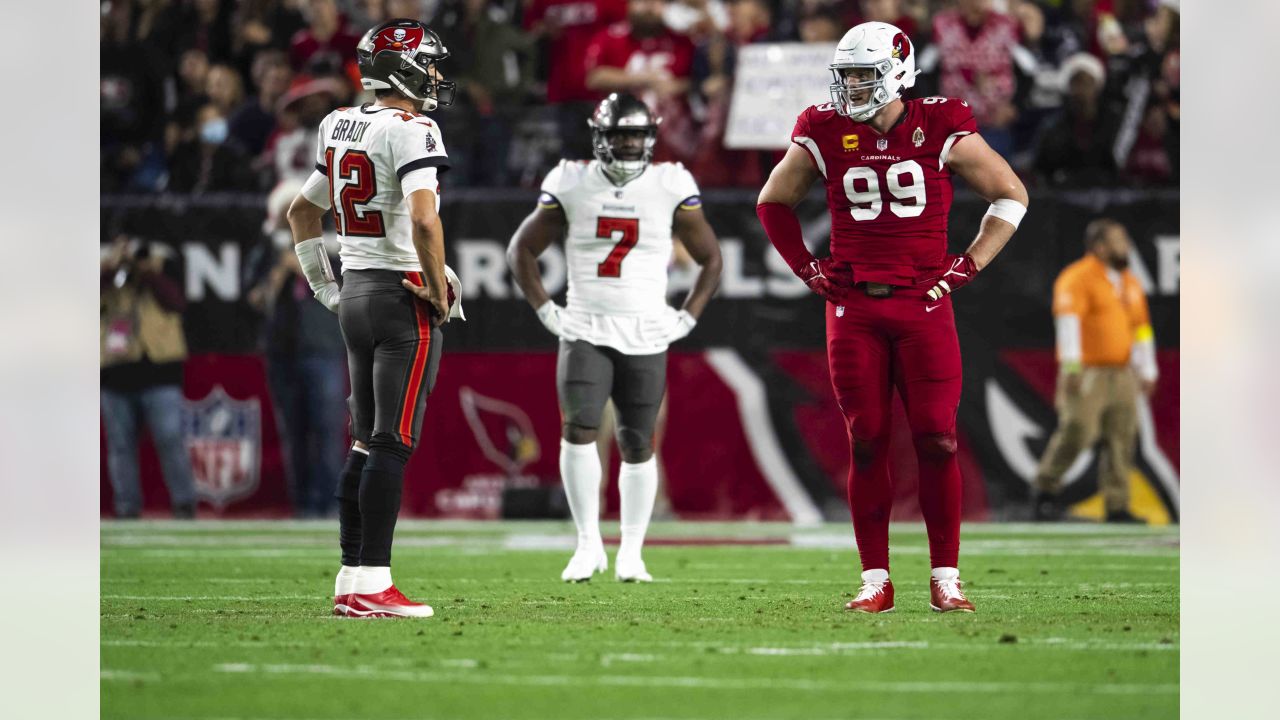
984, 198, 1027, 229
294, 237, 336, 290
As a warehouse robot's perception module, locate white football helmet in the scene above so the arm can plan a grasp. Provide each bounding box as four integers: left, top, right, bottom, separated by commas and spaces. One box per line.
828, 22, 920, 121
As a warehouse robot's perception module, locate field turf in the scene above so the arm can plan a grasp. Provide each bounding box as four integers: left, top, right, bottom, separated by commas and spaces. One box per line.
101, 521, 1179, 719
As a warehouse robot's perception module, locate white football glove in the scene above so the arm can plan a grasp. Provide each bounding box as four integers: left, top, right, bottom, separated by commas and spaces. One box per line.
536, 301, 564, 337
312, 283, 341, 313
662, 309, 697, 344
294, 237, 340, 313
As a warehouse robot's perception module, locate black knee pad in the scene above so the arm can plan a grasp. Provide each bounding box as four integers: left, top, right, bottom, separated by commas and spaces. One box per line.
562, 423, 598, 445
616, 426, 654, 464
367, 433, 413, 465
914, 431, 958, 459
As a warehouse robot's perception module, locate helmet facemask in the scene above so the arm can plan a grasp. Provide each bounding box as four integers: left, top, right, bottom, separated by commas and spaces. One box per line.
590, 123, 658, 185
383, 49, 455, 111
829, 60, 897, 121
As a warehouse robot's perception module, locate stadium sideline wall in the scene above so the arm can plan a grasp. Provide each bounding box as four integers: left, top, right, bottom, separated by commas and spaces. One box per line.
99, 190, 1180, 522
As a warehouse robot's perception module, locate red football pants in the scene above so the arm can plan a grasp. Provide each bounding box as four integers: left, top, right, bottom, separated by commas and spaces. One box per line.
826, 288, 964, 571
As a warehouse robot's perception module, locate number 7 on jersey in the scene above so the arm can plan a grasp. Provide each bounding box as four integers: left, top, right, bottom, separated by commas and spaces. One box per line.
596, 217, 639, 278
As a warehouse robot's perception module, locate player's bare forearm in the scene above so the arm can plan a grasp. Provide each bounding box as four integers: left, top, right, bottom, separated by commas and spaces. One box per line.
506, 206, 565, 310
673, 207, 722, 318
405, 189, 449, 323
963, 215, 1018, 270
946, 133, 1028, 271
286, 195, 326, 245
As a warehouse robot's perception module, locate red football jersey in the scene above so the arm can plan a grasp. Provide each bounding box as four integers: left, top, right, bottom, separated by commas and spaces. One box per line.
791, 97, 979, 285
583, 23, 695, 84
523, 0, 626, 103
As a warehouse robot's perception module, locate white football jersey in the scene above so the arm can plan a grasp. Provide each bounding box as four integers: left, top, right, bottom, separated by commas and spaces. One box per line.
539, 160, 701, 354
306, 103, 450, 272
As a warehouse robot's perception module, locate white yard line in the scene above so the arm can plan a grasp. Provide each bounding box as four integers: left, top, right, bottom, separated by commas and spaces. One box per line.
100, 669, 161, 682
102, 594, 317, 601
209, 662, 1176, 695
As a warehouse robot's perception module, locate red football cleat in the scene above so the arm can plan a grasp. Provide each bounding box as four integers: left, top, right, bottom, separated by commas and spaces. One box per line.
345, 585, 434, 618
930, 569, 975, 613
333, 594, 352, 616
845, 573, 895, 613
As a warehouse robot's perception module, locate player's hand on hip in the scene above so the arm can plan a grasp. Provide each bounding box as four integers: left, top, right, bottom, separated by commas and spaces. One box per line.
662, 308, 697, 344
313, 282, 341, 313
536, 301, 564, 337
401, 279, 449, 327
796, 258, 849, 304
925, 254, 979, 302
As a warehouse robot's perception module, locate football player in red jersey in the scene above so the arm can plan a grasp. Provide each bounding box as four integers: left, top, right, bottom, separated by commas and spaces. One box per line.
757, 22, 1028, 614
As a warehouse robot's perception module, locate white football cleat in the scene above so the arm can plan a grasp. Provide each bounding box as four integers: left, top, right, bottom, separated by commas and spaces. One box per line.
615, 554, 653, 583
561, 542, 608, 582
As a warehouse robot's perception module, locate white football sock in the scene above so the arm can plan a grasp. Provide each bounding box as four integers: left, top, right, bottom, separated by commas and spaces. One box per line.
335, 565, 359, 596
560, 439, 603, 548
931, 567, 959, 581
862, 568, 889, 584
617, 457, 658, 561
355, 566, 392, 595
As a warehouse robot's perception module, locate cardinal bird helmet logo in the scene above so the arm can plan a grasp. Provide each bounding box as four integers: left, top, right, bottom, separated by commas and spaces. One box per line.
891, 32, 911, 62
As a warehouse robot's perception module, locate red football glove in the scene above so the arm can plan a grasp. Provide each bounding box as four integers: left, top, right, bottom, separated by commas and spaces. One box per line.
925, 254, 979, 301
797, 257, 850, 304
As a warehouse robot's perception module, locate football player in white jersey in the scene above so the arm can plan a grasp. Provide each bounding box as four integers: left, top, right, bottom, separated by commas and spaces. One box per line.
507, 93, 722, 582
286, 19, 464, 618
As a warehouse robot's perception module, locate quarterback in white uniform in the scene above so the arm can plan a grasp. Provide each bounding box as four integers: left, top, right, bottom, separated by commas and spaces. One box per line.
508, 92, 722, 582
287, 19, 463, 619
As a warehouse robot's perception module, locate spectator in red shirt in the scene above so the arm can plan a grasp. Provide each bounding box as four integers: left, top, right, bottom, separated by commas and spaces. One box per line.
930, 0, 1023, 158
289, 0, 362, 72
525, 0, 627, 158
584, 0, 697, 162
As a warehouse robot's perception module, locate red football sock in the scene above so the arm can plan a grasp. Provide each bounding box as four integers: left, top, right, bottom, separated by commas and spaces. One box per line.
914, 432, 963, 568
847, 433, 893, 572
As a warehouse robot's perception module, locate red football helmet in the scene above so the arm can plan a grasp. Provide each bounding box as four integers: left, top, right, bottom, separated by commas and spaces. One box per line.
356, 19, 455, 111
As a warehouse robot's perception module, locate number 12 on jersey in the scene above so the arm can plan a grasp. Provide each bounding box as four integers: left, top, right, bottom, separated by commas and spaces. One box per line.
325, 147, 386, 237
596, 217, 639, 278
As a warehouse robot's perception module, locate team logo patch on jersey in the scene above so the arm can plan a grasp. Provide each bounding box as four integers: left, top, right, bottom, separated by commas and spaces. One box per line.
842, 134, 859, 151
182, 386, 261, 510
424, 132, 437, 152
913, 127, 925, 147
876, 138, 888, 151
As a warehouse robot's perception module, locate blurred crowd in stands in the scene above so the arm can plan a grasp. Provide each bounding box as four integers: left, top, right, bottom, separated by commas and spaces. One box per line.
101, 0, 1180, 194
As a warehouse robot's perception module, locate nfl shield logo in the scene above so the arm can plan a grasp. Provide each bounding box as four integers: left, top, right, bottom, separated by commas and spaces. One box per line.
183, 386, 261, 509
876, 138, 888, 151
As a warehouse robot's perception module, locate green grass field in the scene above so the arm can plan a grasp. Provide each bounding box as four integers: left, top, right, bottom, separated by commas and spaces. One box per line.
101, 521, 1179, 719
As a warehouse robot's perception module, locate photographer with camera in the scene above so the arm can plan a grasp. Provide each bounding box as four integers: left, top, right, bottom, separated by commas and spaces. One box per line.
100, 236, 197, 519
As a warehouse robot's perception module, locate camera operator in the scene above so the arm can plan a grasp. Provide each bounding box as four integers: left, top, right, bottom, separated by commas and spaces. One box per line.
100, 236, 197, 519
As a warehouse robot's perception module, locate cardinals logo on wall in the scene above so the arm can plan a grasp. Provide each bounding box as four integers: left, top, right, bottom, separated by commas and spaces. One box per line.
182, 386, 262, 510
435, 387, 543, 517
459, 386, 541, 476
